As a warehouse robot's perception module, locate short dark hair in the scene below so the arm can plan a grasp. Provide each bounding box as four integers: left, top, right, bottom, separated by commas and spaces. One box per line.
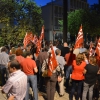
24, 51, 32, 57
53, 41, 57, 46
9, 54, 16, 61
1, 46, 6, 52
42, 46, 49, 52
10, 60, 20, 69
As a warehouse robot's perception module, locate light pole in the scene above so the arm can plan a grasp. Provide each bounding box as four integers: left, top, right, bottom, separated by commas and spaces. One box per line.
63, 0, 68, 42
51, 0, 54, 42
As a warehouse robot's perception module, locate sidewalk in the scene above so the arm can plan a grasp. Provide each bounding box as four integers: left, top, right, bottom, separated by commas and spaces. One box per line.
0, 89, 73, 100
0, 92, 72, 100
0, 88, 100, 100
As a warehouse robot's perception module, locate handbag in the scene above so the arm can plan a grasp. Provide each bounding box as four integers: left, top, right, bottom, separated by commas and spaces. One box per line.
42, 59, 48, 77
56, 66, 64, 78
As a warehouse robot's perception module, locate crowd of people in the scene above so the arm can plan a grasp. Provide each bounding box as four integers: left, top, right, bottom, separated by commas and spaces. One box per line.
0, 40, 100, 100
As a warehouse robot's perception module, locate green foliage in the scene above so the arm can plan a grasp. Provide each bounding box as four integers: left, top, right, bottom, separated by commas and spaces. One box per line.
59, 9, 100, 37
0, 0, 43, 46
58, 20, 63, 31
68, 9, 90, 35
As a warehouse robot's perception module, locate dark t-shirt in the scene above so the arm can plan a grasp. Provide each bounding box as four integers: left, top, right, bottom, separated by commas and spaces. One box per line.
57, 44, 63, 51
61, 47, 70, 57
84, 64, 98, 85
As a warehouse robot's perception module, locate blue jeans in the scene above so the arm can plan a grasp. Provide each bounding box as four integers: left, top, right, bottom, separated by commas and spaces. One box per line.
66, 65, 72, 88
0, 65, 7, 86
69, 80, 83, 100
25, 75, 38, 100
66, 65, 72, 79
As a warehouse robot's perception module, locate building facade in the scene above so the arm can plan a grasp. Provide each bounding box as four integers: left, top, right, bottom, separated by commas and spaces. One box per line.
41, 0, 89, 41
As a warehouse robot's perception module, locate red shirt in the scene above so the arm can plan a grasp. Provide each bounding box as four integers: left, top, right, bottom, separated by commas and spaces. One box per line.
16, 56, 25, 64
71, 60, 86, 80
65, 53, 76, 66
21, 58, 37, 75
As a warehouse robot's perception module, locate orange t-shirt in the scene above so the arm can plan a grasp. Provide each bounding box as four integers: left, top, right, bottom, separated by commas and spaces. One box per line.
21, 58, 37, 75
71, 60, 86, 80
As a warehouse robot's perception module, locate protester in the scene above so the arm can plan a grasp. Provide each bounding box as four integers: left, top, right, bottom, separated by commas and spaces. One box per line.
69, 53, 86, 100
79, 43, 87, 53
9, 47, 16, 55
9, 54, 16, 61
23, 43, 33, 59
55, 49, 66, 96
16, 44, 23, 56
2, 60, 27, 100
82, 56, 99, 100
83, 51, 89, 64
42, 50, 61, 100
61, 42, 70, 57
20, 51, 38, 100
48, 41, 58, 53
36, 46, 49, 91
64, 46, 76, 91
56, 40, 63, 51
15, 48, 25, 64
0, 46, 9, 86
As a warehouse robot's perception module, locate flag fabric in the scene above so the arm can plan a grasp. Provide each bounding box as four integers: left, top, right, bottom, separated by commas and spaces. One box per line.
35, 25, 44, 57
74, 25, 84, 49
23, 32, 33, 48
96, 38, 100, 57
96, 38, 100, 67
32, 35, 38, 44
89, 42, 93, 56
40, 25, 44, 40
35, 39, 41, 57
47, 46, 58, 77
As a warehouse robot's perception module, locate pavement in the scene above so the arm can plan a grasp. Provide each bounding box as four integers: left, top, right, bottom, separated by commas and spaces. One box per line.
0, 87, 100, 100
0, 90, 72, 100
0, 85, 74, 100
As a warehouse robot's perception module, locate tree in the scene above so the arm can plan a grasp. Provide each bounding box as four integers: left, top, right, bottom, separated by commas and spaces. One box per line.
59, 9, 100, 41
0, 0, 43, 46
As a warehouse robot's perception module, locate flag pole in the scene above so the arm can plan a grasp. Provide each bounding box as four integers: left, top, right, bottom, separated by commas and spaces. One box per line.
43, 25, 45, 48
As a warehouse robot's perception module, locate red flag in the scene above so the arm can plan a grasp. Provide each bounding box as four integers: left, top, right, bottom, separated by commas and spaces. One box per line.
48, 46, 58, 77
40, 25, 44, 40
35, 25, 44, 57
89, 42, 93, 56
32, 35, 38, 44
74, 25, 84, 49
23, 32, 33, 48
96, 38, 100, 57
35, 39, 41, 57
96, 38, 100, 67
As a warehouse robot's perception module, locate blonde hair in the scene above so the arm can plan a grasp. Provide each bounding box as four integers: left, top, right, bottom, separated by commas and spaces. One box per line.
10, 47, 16, 54
76, 53, 84, 65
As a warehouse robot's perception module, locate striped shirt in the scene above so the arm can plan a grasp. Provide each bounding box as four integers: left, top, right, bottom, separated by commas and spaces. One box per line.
3, 70, 27, 100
